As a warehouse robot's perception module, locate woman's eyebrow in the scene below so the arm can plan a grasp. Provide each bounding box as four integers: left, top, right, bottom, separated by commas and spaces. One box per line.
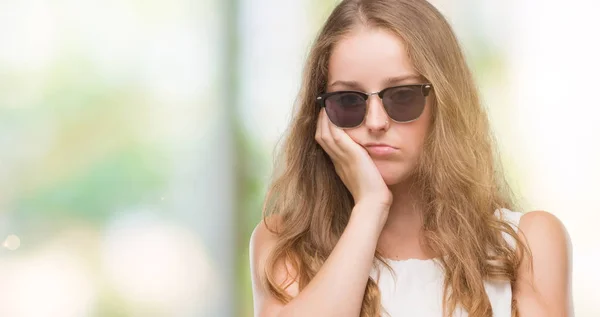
383, 74, 422, 86
328, 74, 422, 90
327, 80, 362, 90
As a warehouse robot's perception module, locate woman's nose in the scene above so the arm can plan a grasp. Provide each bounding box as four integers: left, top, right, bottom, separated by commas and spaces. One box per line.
363, 95, 390, 131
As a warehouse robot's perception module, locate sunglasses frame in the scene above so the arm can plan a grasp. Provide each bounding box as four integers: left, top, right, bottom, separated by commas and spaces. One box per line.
316, 83, 433, 129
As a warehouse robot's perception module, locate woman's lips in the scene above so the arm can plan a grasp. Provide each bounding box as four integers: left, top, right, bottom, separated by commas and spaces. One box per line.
364, 145, 398, 156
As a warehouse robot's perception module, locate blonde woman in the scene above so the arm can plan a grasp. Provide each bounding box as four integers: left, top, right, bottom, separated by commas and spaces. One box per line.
249, 0, 572, 316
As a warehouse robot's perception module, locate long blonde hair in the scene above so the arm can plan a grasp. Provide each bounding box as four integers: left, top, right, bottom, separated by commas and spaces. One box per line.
261, 0, 527, 316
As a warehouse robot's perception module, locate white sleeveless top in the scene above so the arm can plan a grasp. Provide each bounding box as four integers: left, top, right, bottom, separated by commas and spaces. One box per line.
371, 208, 522, 316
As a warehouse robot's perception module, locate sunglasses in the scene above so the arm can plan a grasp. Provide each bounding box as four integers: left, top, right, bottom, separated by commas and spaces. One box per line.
316, 83, 433, 128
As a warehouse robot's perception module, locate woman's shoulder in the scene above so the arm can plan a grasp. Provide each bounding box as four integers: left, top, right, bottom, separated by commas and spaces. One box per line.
249, 214, 300, 297
519, 210, 566, 232
513, 210, 572, 315
250, 215, 283, 267
518, 210, 570, 253
494, 208, 569, 252
495, 208, 568, 242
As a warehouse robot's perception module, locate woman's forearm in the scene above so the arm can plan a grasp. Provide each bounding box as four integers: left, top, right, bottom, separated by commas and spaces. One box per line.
276, 202, 388, 317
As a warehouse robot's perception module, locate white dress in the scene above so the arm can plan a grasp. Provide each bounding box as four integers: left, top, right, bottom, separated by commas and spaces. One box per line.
371, 208, 522, 316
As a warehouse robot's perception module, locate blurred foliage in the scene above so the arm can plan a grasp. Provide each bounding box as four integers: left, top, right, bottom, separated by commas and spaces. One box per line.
3, 58, 168, 232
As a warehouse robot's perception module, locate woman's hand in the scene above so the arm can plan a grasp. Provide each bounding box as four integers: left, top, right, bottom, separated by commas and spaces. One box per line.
315, 109, 393, 209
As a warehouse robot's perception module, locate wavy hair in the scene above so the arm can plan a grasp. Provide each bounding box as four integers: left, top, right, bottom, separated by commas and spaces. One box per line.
260, 0, 528, 316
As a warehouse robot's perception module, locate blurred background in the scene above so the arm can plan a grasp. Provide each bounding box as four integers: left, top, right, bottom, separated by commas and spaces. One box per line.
0, 0, 598, 316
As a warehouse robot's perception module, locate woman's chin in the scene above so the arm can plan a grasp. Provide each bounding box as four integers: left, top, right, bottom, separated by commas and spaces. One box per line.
381, 171, 409, 187
376, 162, 413, 186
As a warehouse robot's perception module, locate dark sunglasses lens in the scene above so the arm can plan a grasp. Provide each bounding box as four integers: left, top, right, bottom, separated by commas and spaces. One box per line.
324, 92, 366, 128
382, 86, 425, 122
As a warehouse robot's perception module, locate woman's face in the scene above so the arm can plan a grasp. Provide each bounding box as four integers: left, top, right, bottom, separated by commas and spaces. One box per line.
326, 27, 433, 186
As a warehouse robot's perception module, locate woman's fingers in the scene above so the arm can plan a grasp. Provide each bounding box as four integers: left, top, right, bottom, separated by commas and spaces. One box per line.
317, 108, 341, 161
327, 113, 358, 158
317, 108, 366, 163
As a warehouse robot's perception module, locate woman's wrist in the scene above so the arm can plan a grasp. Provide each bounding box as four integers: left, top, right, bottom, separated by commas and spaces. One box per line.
351, 199, 390, 232
354, 195, 392, 213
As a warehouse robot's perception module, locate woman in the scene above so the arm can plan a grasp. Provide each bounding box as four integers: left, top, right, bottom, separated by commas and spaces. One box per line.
249, 0, 572, 316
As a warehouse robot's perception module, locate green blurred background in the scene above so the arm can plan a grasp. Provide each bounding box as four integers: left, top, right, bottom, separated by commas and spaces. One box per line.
0, 0, 598, 316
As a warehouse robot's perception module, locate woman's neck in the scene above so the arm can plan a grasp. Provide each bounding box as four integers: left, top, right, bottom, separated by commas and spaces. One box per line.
376, 180, 433, 260
385, 180, 424, 231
